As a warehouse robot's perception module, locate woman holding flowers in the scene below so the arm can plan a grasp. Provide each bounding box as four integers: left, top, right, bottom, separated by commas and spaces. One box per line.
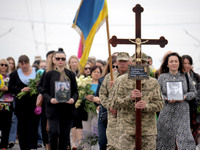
82, 66, 102, 139
43, 50, 78, 150
0, 59, 13, 150
8, 55, 40, 150
71, 63, 92, 149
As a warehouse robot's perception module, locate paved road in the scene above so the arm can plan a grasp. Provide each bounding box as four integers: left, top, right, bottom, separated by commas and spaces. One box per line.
7, 144, 46, 150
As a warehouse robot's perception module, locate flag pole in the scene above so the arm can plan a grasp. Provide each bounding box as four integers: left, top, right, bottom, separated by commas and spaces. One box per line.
106, 16, 113, 81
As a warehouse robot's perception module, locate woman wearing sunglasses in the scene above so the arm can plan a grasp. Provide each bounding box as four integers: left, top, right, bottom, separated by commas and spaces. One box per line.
43, 50, 78, 150
0, 59, 14, 150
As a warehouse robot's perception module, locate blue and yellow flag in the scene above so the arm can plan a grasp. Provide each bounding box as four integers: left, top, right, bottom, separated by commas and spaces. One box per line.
72, 0, 108, 67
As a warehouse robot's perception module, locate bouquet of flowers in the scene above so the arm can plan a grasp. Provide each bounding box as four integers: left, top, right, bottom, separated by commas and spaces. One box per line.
149, 65, 156, 78
75, 75, 97, 114
16, 72, 42, 99
0, 75, 9, 98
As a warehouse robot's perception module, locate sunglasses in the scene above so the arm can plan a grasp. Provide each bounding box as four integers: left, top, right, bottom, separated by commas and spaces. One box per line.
55, 57, 66, 61
0, 64, 8, 67
84, 67, 90, 70
112, 65, 118, 69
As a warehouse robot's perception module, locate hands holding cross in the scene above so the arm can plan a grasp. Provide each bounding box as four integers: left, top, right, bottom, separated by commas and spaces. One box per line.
131, 89, 146, 109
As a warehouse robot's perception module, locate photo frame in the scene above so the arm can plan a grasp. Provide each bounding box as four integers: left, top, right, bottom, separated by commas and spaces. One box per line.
166, 81, 184, 101
55, 81, 71, 102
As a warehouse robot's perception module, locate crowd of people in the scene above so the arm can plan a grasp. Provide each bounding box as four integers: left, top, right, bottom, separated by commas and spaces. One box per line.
0, 49, 200, 150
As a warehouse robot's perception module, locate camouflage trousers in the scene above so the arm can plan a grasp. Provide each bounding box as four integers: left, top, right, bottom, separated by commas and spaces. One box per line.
106, 111, 118, 150
117, 134, 156, 150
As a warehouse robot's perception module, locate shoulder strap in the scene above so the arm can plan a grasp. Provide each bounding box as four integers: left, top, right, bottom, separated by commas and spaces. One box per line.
185, 73, 189, 92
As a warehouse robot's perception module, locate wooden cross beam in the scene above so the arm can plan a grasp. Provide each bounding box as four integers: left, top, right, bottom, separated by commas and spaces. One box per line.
109, 4, 168, 150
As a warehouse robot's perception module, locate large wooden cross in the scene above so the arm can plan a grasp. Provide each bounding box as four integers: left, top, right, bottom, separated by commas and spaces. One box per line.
109, 4, 168, 150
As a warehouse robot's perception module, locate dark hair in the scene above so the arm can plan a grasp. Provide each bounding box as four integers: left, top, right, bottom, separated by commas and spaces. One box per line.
46, 50, 55, 58
32, 60, 40, 70
182, 54, 200, 82
18, 55, 30, 64
55, 49, 66, 56
58, 48, 64, 52
182, 55, 193, 65
90, 65, 102, 75
104, 55, 117, 76
96, 59, 106, 66
160, 52, 183, 74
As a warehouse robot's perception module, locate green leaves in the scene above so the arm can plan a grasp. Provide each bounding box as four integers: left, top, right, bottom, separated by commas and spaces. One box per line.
16, 73, 41, 99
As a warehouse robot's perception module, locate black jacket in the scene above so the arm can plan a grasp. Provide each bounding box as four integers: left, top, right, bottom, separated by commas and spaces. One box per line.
43, 69, 78, 119
8, 70, 37, 117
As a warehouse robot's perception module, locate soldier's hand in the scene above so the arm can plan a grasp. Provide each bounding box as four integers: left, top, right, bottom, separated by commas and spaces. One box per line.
50, 98, 59, 104
131, 89, 142, 100
67, 98, 74, 104
109, 107, 117, 116
109, 81, 115, 87
135, 100, 146, 109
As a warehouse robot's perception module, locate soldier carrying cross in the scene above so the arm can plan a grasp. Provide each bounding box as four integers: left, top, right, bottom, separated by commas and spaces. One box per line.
109, 4, 167, 150
110, 52, 164, 150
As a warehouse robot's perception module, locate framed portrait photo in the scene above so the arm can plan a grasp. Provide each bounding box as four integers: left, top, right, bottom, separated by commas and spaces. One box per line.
166, 81, 184, 101
55, 81, 71, 103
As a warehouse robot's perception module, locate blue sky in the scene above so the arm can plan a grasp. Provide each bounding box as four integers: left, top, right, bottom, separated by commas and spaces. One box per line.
0, 0, 200, 72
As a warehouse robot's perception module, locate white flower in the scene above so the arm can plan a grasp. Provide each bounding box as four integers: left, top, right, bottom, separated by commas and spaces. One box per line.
78, 81, 82, 87
4, 77, 9, 83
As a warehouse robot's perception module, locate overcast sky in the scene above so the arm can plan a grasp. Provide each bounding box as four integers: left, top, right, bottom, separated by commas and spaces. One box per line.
0, 0, 200, 72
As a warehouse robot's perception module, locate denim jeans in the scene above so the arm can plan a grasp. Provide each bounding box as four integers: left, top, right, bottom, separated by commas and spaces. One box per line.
9, 101, 18, 143
98, 105, 107, 150
38, 118, 43, 144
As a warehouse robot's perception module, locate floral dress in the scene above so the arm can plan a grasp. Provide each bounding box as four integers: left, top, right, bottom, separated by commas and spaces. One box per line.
0, 75, 13, 111
0, 74, 13, 149
156, 72, 196, 150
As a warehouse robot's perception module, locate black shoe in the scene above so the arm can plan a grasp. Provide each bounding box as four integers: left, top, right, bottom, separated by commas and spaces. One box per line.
37, 143, 43, 148
8, 142, 15, 148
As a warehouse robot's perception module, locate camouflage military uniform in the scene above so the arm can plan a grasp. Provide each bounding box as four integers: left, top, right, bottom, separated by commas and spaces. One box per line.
111, 74, 164, 150
99, 71, 120, 150
56, 88, 70, 102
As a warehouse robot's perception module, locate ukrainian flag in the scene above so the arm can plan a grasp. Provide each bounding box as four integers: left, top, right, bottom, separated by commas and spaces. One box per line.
72, 0, 108, 67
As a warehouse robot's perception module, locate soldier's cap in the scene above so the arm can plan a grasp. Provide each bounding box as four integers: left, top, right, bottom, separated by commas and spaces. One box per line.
116, 52, 130, 61
132, 52, 148, 62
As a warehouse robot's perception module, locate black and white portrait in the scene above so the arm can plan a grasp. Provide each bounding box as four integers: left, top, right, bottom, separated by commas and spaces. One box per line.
167, 81, 183, 100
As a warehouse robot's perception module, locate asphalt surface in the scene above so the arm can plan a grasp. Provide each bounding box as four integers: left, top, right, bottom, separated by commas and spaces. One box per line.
7, 143, 46, 150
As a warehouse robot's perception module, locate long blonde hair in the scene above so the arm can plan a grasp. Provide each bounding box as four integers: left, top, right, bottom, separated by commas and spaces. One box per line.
7, 57, 16, 73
